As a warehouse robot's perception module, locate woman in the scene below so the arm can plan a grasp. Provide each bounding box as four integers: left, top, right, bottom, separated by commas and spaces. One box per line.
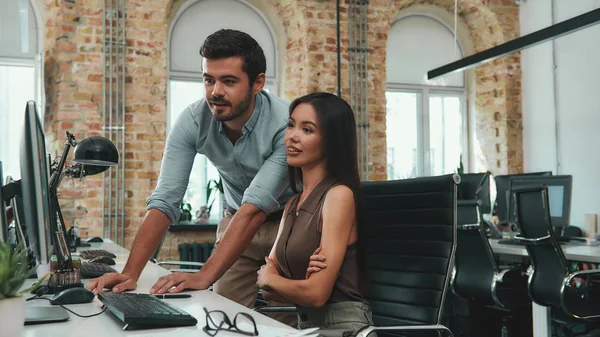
256, 92, 372, 336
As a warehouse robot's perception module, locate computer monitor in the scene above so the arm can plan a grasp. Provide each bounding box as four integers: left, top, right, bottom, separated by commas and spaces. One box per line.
19, 101, 53, 265
457, 172, 492, 215
0, 162, 9, 243
494, 171, 553, 223
508, 175, 572, 229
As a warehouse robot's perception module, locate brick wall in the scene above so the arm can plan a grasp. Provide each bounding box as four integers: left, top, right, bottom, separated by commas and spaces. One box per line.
42, 0, 521, 258
43, 0, 105, 237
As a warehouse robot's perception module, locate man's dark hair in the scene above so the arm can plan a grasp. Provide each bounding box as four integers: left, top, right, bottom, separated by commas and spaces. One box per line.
199, 29, 267, 85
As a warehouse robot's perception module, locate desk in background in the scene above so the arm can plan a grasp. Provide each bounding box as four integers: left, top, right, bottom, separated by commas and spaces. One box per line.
22, 241, 295, 337
490, 239, 600, 263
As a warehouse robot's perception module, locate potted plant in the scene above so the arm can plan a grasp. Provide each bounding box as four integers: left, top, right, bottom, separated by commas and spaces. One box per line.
456, 154, 464, 175
179, 202, 193, 223
205, 178, 224, 218
0, 242, 38, 336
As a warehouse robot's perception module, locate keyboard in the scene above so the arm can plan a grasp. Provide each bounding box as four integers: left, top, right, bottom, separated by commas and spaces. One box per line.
80, 262, 117, 278
79, 249, 116, 259
98, 292, 197, 330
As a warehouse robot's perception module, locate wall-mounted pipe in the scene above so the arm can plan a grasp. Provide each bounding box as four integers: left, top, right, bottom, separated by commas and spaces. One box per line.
102, 0, 126, 245
551, 0, 560, 175
120, 0, 126, 246
336, 0, 341, 97
348, 0, 369, 180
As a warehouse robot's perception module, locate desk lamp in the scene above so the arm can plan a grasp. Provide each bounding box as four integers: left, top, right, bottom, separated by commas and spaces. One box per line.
48, 132, 118, 281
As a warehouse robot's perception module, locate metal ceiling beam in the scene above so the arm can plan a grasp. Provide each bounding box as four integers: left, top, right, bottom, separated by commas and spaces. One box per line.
427, 7, 600, 80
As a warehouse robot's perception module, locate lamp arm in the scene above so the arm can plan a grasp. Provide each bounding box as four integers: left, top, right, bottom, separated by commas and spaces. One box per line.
49, 131, 77, 191
49, 191, 73, 271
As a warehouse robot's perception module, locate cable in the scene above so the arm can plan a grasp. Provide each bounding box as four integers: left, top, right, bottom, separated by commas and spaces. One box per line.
61, 305, 107, 318
25, 296, 108, 318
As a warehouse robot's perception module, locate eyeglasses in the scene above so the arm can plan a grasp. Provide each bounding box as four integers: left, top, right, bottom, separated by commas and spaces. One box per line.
203, 307, 259, 336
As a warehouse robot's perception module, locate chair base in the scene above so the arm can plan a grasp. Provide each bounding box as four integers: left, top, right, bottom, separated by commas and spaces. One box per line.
447, 297, 532, 337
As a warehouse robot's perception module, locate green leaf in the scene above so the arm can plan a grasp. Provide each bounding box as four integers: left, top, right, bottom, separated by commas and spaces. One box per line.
0, 242, 36, 298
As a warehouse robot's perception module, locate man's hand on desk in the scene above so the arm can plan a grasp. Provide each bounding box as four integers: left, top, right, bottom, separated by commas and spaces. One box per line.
86, 272, 137, 295
149, 272, 210, 294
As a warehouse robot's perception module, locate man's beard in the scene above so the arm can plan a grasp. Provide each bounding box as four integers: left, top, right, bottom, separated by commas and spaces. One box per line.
210, 89, 253, 122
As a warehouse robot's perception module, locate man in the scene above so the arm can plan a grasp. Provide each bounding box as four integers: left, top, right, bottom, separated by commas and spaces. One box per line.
86, 29, 294, 319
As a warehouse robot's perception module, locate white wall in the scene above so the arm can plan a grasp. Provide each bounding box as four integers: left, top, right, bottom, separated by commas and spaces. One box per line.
521, 0, 600, 228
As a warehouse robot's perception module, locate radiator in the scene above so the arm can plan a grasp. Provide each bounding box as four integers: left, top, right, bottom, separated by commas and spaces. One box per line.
178, 241, 214, 268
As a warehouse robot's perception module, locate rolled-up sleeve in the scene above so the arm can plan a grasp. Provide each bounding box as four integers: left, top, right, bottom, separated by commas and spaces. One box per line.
146, 106, 198, 224
241, 128, 289, 214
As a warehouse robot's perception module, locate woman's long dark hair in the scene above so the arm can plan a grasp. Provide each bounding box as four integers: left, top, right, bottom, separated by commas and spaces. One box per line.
287, 92, 367, 293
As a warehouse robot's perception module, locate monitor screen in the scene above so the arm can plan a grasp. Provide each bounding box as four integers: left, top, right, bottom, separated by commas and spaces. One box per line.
508, 175, 572, 228
547, 185, 564, 218
19, 101, 53, 265
493, 171, 553, 223
458, 173, 491, 214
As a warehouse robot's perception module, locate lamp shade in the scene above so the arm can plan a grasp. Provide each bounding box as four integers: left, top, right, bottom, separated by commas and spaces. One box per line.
72, 136, 119, 166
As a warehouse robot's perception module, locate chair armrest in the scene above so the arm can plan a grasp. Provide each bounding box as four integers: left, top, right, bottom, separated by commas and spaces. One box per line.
513, 235, 550, 244
157, 260, 205, 267
356, 324, 453, 337
561, 269, 600, 320
568, 269, 600, 279
157, 261, 204, 273
564, 269, 600, 291
458, 224, 480, 231
253, 306, 298, 313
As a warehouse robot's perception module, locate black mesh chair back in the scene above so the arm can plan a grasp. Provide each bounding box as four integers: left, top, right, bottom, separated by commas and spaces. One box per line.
513, 185, 570, 308
362, 174, 458, 329
453, 200, 497, 305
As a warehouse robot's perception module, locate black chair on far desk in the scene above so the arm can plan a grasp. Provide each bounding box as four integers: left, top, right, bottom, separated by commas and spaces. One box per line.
497, 175, 578, 246
452, 200, 531, 337
513, 185, 600, 337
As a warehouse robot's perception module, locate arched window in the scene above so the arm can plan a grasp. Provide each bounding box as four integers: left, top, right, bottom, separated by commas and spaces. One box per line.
386, 14, 467, 179
168, 0, 279, 223
0, 0, 42, 179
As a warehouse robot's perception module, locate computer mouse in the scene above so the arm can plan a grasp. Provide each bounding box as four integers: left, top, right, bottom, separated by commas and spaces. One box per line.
86, 236, 104, 243
89, 256, 116, 265
50, 287, 95, 305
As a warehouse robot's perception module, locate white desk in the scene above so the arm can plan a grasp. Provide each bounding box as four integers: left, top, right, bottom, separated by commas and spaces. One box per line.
22, 241, 295, 337
490, 239, 600, 263
489, 239, 600, 337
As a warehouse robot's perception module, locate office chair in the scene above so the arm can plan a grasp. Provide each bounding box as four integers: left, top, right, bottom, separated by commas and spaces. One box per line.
258, 174, 459, 336
451, 200, 530, 336
513, 185, 600, 336
356, 174, 458, 337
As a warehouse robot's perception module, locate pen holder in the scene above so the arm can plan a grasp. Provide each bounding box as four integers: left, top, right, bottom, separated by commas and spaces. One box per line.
30, 256, 84, 295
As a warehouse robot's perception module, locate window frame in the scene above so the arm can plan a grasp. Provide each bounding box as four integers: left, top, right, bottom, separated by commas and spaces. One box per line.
386, 13, 470, 178
0, 0, 44, 179
0, 0, 44, 119
386, 84, 468, 177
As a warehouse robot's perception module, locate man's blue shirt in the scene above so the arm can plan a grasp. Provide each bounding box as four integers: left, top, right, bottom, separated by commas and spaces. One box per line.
146, 91, 294, 223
